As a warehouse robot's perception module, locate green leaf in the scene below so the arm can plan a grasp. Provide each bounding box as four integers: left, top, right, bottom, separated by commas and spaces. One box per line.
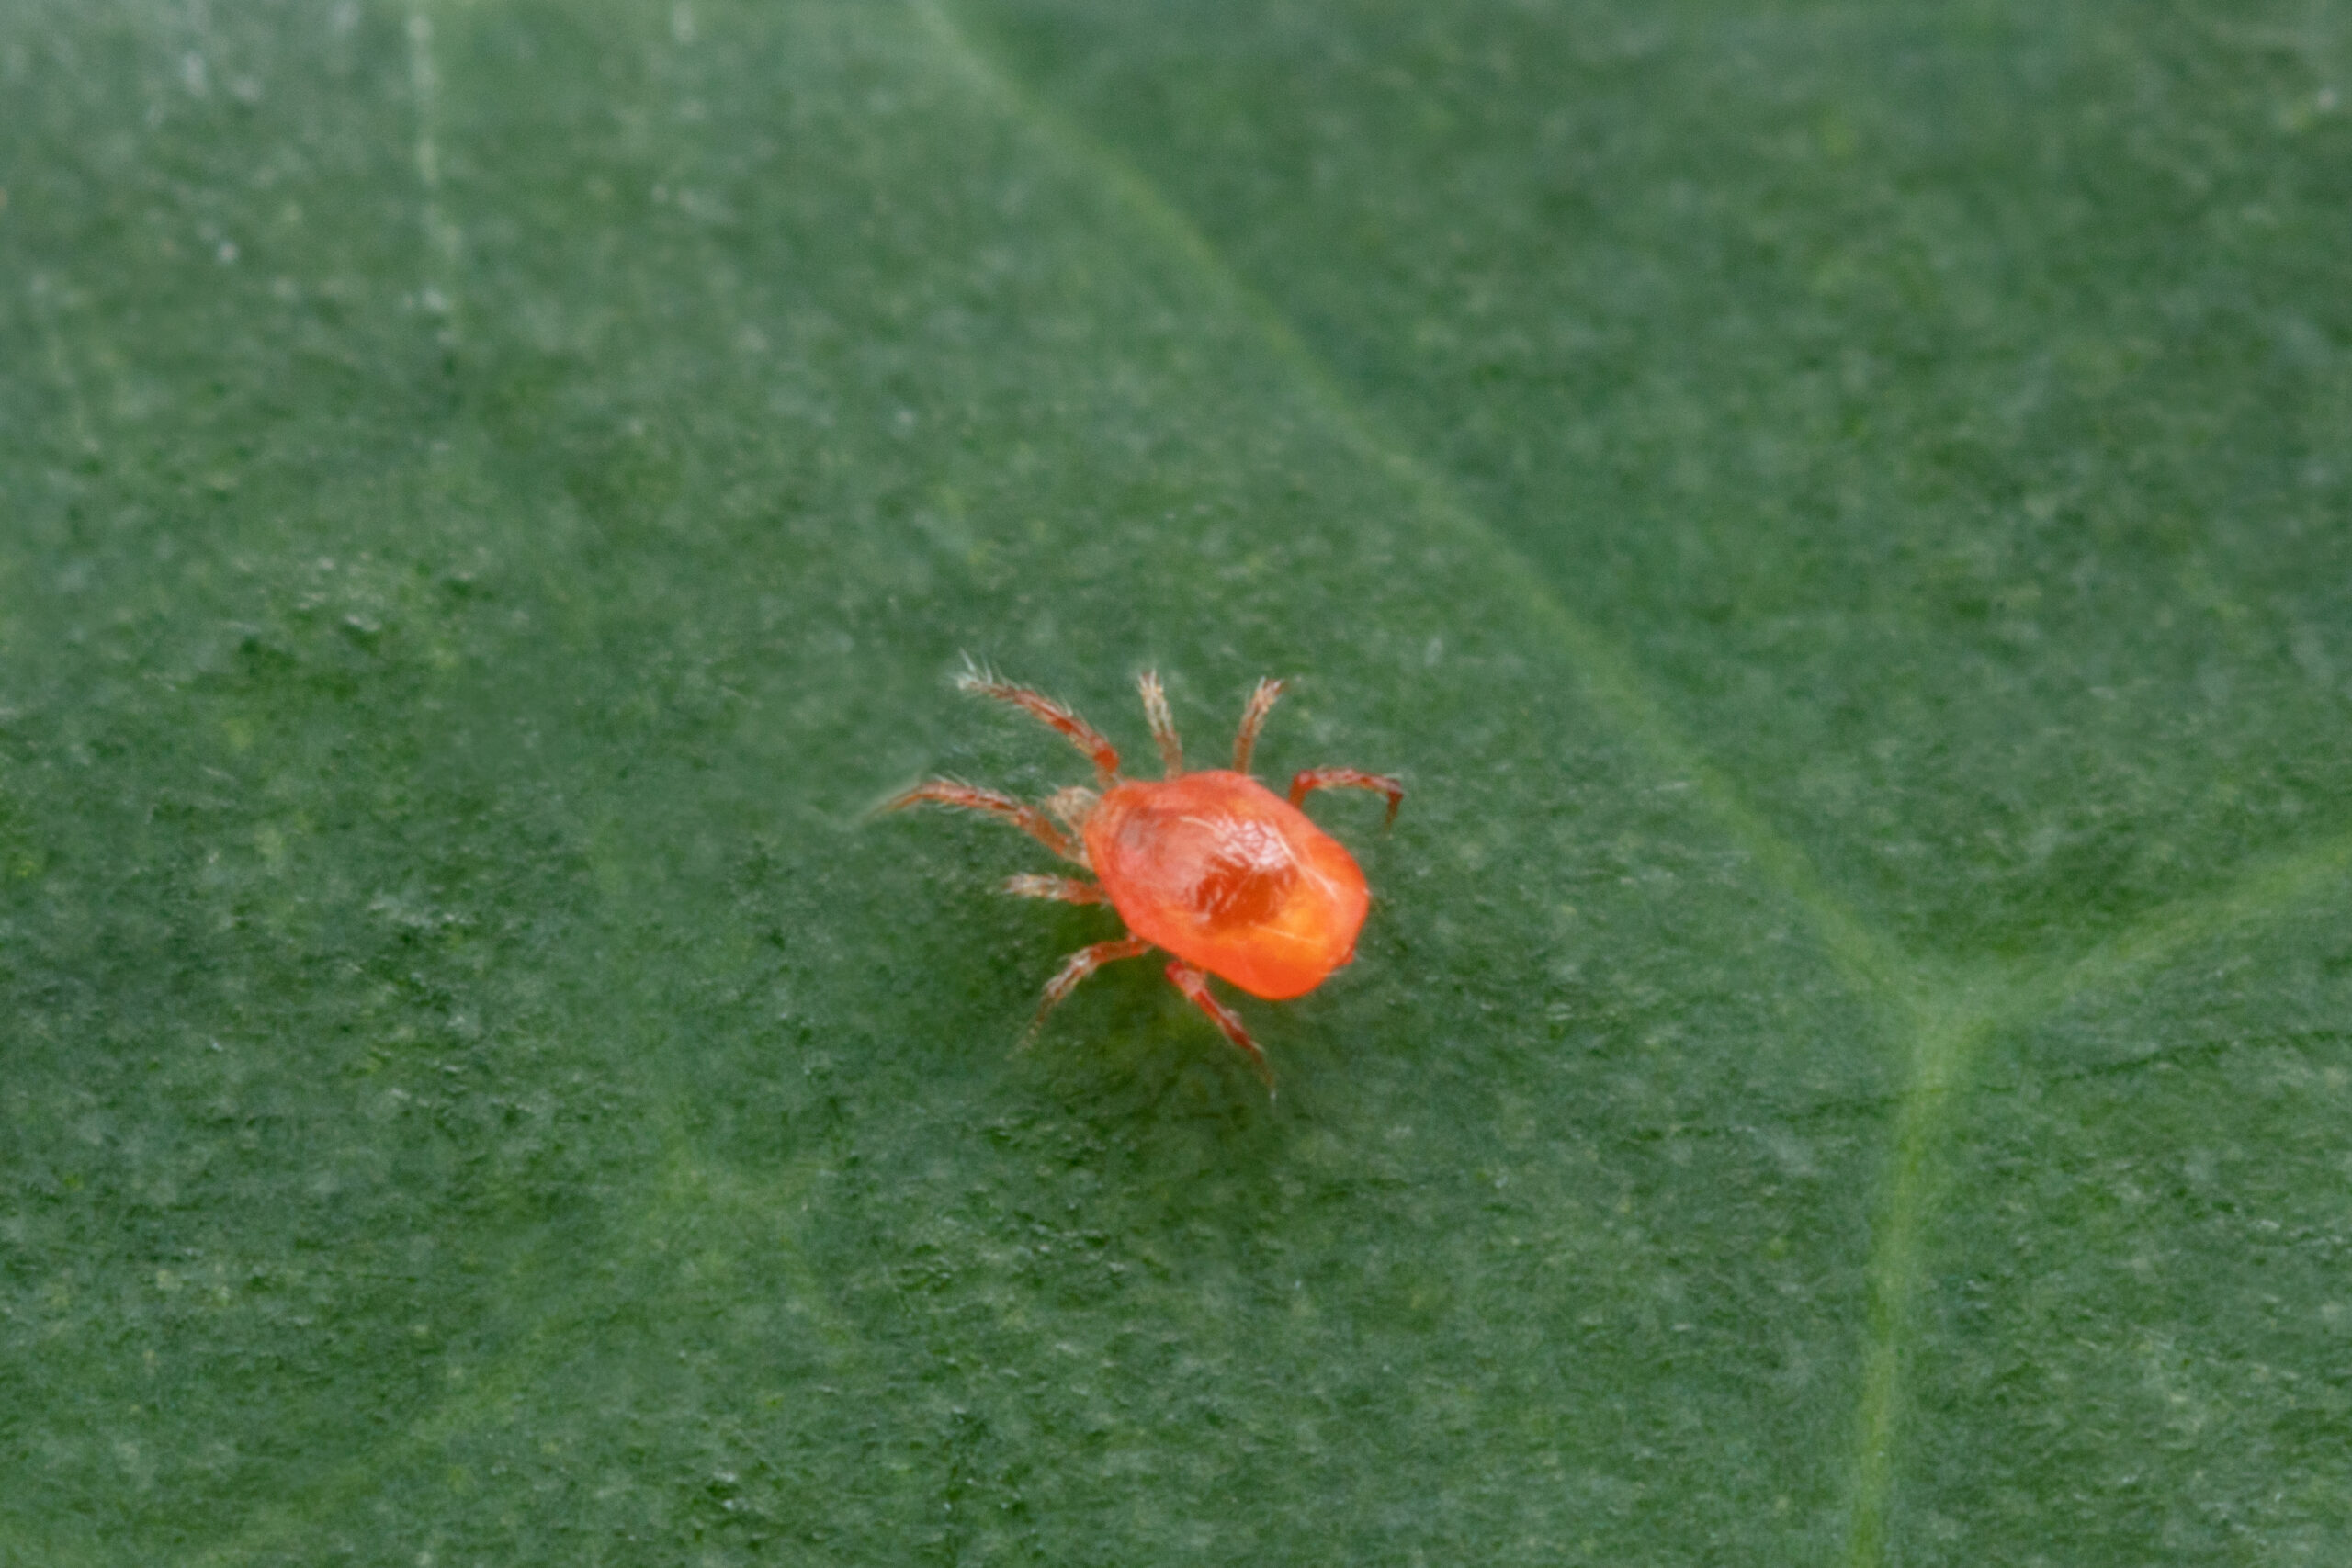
2, 1, 2346, 1562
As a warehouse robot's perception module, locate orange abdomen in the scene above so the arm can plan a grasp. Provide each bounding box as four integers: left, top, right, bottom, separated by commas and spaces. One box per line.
1083, 771, 1370, 1000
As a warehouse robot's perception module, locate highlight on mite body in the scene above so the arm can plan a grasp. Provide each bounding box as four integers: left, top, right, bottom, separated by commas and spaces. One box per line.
885, 666, 1402, 1090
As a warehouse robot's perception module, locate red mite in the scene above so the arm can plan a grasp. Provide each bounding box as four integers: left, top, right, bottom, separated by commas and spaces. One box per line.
888, 670, 1402, 1090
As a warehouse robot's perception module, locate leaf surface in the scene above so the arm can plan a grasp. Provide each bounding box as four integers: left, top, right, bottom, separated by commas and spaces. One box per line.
1, 1, 2346, 1562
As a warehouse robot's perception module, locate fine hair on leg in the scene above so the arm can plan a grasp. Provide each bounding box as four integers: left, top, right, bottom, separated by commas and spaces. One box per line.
1164, 960, 1275, 1092
1028, 935, 1154, 1045
955, 666, 1121, 781
1138, 671, 1182, 777
883, 779, 1076, 860
1231, 677, 1285, 775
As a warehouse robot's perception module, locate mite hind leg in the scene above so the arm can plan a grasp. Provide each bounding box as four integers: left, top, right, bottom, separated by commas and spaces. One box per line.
1164, 960, 1276, 1092
1028, 935, 1154, 1044
1288, 766, 1405, 828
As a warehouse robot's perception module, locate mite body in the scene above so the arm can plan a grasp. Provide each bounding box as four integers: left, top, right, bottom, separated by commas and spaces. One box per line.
888, 670, 1402, 1089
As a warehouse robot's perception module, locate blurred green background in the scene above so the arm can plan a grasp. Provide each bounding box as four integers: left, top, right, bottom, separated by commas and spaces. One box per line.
3, 1, 2348, 1562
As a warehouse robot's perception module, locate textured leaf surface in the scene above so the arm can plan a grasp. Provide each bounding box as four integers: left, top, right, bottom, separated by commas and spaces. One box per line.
1, 1, 2346, 1562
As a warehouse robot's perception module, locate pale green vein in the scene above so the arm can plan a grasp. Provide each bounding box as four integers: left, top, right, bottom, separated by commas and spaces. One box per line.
1996, 827, 2352, 1032
1841, 981, 2000, 1568
913, 0, 1915, 1023
1841, 825, 2352, 1565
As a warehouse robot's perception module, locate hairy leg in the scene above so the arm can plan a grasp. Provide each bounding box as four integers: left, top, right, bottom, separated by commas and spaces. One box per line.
956, 669, 1121, 781
1288, 766, 1404, 828
1002, 874, 1106, 905
1029, 935, 1155, 1043
1231, 677, 1285, 775
1138, 671, 1183, 777
883, 780, 1075, 860
1164, 960, 1275, 1092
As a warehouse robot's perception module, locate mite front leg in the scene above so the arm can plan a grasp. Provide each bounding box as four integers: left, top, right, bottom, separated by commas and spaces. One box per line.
1138, 670, 1183, 777
1288, 766, 1404, 828
883, 780, 1076, 861
956, 668, 1123, 782
1230, 677, 1285, 775
1029, 935, 1154, 1044
1164, 960, 1276, 1092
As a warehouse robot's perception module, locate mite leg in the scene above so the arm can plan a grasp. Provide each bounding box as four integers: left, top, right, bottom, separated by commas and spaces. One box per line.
1164, 960, 1276, 1092
1138, 671, 1183, 777
956, 668, 1122, 782
1028, 935, 1155, 1043
1230, 677, 1285, 775
1002, 874, 1106, 905
1288, 766, 1404, 828
883, 780, 1076, 861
